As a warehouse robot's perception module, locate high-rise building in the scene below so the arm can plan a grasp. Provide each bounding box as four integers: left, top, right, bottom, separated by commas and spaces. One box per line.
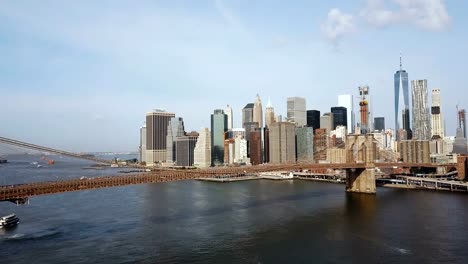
242, 103, 254, 128
374, 117, 385, 132
331, 106, 347, 130
338, 95, 354, 134
225, 105, 233, 130
265, 99, 276, 128
194, 128, 211, 168
249, 129, 263, 165
175, 132, 198, 167
320, 112, 334, 134
287, 97, 306, 126
296, 127, 314, 162
139, 124, 147, 164
459, 109, 467, 139
243, 122, 259, 143
145, 110, 175, 166
412, 80, 431, 140
211, 109, 228, 166
402, 108, 412, 139
253, 94, 263, 128
306, 110, 321, 133
431, 89, 444, 139
224, 138, 236, 164
263, 128, 270, 163
234, 135, 249, 164
166, 117, 185, 164
394, 56, 410, 139
269, 122, 296, 163
358, 86, 370, 134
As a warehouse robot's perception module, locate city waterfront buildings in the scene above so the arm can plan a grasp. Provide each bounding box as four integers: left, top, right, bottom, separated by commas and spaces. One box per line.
287, 97, 306, 126
145, 110, 175, 166
412, 80, 431, 140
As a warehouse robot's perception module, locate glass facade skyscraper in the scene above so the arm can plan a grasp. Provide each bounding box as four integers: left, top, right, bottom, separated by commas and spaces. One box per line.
394, 57, 410, 139
331, 106, 347, 130
211, 109, 228, 166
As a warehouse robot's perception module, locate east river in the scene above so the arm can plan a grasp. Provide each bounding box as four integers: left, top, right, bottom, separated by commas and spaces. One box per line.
1, 155, 467, 263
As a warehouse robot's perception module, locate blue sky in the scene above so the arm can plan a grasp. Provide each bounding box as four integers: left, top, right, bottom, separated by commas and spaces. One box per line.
0, 0, 466, 152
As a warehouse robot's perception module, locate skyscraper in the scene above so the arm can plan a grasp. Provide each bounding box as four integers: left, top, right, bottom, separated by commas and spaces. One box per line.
145, 110, 175, 166
320, 112, 334, 134
338, 95, 354, 134
358, 86, 370, 134
287, 97, 306, 126
242, 103, 254, 128
459, 109, 467, 139
412, 80, 431, 140
374, 117, 385, 132
306, 110, 321, 133
175, 132, 198, 167
331, 106, 347, 130
296, 127, 314, 162
431, 89, 444, 139
194, 128, 211, 168
225, 105, 233, 130
249, 129, 263, 165
402, 108, 412, 139
265, 99, 276, 128
253, 94, 263, 128
211, 109, 228, 166
269, 122, 296, 163
394, 56, 410, 139
166, 117, 185, 164
139, 124, 146, 164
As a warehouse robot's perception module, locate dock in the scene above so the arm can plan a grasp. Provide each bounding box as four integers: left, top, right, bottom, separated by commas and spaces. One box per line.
381, 176, 468, 192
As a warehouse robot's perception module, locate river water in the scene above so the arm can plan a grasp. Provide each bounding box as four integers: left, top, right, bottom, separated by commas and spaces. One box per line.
1, 155, 467, 263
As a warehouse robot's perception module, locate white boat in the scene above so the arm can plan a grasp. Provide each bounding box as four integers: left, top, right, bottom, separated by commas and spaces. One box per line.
0, 213, 19, 228
260, 171, 294, 180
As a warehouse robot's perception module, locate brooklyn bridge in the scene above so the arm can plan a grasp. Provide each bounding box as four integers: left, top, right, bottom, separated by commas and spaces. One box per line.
0, 136, 463, 203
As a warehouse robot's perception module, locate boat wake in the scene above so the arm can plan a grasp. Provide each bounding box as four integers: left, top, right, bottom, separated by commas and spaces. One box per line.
2, 228, 62, 242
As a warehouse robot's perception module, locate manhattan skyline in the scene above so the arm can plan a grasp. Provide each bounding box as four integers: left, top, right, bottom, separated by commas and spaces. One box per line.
1, 0, 467, 152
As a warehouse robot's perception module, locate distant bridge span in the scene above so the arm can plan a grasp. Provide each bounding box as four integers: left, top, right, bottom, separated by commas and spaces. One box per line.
0, 136, 144, 168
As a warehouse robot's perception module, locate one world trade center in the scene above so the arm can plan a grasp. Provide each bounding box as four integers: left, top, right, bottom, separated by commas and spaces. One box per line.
394, 56, 412, 139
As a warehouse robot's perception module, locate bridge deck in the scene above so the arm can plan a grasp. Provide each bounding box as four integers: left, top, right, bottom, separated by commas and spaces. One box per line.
0, 162, 457, 201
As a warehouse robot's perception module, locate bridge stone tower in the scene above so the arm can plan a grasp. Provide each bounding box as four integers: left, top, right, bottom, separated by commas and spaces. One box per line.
345, 135, 377, 194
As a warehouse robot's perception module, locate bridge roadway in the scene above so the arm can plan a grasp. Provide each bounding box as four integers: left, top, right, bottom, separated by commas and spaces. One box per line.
0, 162, 456, 202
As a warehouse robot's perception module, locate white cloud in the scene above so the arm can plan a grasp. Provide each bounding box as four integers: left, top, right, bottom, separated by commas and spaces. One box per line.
360, 0, 450, 31
321, 8, 356, 45
323, 0, 450, 44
